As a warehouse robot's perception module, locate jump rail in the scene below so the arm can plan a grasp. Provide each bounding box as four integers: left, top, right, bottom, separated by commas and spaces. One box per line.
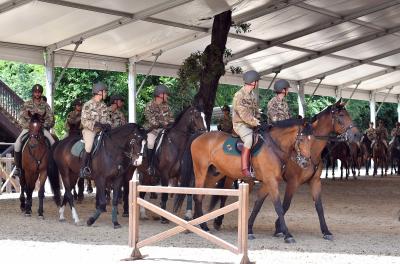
128, 178, 251, 264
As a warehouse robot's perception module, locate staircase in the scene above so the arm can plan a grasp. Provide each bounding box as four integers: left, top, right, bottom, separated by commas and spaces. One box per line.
0, 80, 23, 139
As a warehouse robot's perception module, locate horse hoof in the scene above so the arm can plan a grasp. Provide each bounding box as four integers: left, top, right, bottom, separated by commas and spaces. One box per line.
75, 221, 84, 226
160, 218, 169, 224
248, 234, 256, 240
323, 234, 334, 241
113, 223, 122, 229
184, 215, 192, 221
213, 222, 221, 231
25, 213, 31, 217
87, 217, 95, 226
273, 232, 284, 238
284, 237, 296, 244
200, 225, 209, 232
122, 212, 129, 217
59, 218, 66, 222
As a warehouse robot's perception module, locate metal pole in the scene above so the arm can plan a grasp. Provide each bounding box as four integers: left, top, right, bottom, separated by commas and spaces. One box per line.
310, 77, 324, 97
266, 71, 280, 90
375, 87, 394, 115
135, 51, 161, 97
397, 95, 400, 123
54, 40, 82, 90
297, 82, 306, 117
128, 60, 137, 123
370, 91, 376, 127
44, 51, 54, 109
348, 81, 361, 100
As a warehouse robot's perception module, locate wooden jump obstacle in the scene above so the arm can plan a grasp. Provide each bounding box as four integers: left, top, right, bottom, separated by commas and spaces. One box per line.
128, 179, 251, 264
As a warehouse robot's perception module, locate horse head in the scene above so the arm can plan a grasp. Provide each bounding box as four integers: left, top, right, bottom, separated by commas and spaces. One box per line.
292, 120, 313, 169
28, 111, 45, 140
175, 105, 207, 134
128, 125, 147, 167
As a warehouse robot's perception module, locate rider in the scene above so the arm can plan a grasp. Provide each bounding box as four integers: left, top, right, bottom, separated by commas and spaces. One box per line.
109, 94, 127, 128
232, 70, 261, 179
389, 122, 400, 145
365, 122, 375, 141
79, 82, 112, 178
267, 79, 291, 123
143, 84, 174, 175
65, 99, 83, 135
217, 105, 233, 133
13, 84, 55, 177
372, 120, 389, 149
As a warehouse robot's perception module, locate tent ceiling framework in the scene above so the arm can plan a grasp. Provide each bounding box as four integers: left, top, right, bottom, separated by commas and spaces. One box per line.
1, 0, 400, 122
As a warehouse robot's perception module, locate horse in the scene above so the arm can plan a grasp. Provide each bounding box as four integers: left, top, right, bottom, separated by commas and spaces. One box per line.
348, 142, 362, 177
326, 141, 351, 180
372, 134, 388, 177
19, 112, 61, 217
176, 118, 313, 243
136, 105, 207, 223
360, 134, 372, 175
389, 135, 400, 175
47, 123, 147, 227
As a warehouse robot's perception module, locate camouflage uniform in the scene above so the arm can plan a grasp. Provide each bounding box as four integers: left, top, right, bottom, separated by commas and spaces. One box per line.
15, 98, 55, 152
65, 110, 81, 132
266, 95, 290, 123
81, 98, 112, 152
217, 115, 233, 133
365, 127, 375, 141
232, 86, 260, 148
143, 100, 174, 149
109, 107, 127, 128
373, 125, 389, 149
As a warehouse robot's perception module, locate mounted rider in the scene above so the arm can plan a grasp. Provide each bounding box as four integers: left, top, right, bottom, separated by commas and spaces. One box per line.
232, 70, 261, 179
267, 79, 291, 123
79, 82, 112, 178
372, 120, 389, 150
365, 122, 375, 141
143, 84, 175, 175
389, 122, 400, 145
109, 94, 127, 128
65, 99, 83, 135
217, 105, 233, 133
13, 84, 55, 177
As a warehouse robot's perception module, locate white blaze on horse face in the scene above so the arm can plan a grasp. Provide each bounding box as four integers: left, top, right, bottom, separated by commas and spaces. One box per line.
133, 140, 146, 166
201, 112, 207, 130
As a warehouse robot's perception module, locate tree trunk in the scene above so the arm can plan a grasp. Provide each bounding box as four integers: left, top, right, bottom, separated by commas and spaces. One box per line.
194, 10, 232, 129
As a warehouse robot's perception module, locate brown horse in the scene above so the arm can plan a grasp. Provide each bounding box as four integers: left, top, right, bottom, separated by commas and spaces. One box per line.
19, 112, 61, 217
325, 141, 351, 180
372, 134, 388, 177
360, 134, 372, 175
176, 119, 313, 243
270, 100, 360, 241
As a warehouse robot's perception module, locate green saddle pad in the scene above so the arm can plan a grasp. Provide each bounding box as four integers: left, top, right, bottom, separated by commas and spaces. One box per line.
71, 140, 84, 157
222, 136, 263, 157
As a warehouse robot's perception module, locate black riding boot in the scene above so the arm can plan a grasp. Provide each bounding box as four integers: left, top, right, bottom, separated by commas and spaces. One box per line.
79, 152, 91, 179
13, 151, 22, 177
146, 148, 154, 176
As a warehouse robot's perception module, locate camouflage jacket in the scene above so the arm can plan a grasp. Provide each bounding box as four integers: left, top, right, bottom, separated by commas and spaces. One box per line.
232, 86, 260, 130
109, 107, 127, 128
391, 127, 400, 137
18, 99, 54, 129
65, 110, 81, 131
143, 100, 174, 130
375, 126, 388, 141
365, 128, 375, 141
217, 115, 233, 133
267, 95, 290, 123
81, 98, 112, 131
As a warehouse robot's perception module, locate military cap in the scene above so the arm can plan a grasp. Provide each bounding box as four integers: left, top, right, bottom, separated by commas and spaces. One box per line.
72, 99, 83, 106
154, 84, 169, 97
274, 79, 290, 93
92, 82, 108, 94
32, 84, 44, 94
243, 70, 260, 84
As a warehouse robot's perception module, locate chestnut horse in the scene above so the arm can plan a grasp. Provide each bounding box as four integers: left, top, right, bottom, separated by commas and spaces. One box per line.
20, 112, 61, 217
176, 119, 313, 243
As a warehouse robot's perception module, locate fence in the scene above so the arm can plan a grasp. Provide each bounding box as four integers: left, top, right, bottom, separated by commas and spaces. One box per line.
128, 178, 251, 264
0, 143, 19, 194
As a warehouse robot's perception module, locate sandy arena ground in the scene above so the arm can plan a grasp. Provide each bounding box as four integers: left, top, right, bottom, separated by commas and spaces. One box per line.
0, 174, 400, 264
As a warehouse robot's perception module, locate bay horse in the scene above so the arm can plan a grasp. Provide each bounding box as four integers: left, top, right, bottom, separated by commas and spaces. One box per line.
176, 118, 313, 243
389, 135, 400, 175
137, 105, 207, 223
360, 134, 372, 175
47, 123, 147, 227
326, 141, 351, 180
372, 134, 388, 177
20, 112, 61, 217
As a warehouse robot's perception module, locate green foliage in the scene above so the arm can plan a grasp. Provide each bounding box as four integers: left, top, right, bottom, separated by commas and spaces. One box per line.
232, 22, 252, 34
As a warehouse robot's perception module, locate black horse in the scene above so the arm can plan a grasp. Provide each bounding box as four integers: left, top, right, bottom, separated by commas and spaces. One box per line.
47, 123, 147, 227
137, 105, 207, 223
360, 134, 372, 176
389, 135, 400, 175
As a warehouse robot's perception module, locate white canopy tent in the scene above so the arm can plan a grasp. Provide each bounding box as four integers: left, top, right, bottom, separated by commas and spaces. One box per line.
1, 0, 400, 123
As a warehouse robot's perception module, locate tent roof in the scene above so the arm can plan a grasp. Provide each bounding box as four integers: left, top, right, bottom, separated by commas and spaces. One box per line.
1, 0, 400, 103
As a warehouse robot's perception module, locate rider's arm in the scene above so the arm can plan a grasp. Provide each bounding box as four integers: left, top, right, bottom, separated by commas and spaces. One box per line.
234, 95, 259, 127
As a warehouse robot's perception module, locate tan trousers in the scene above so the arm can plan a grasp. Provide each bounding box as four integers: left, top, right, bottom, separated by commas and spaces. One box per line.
14, 128, 55, 152
233, 124, 253, 149
82, 128, 96, 153
147, 128, 162, 149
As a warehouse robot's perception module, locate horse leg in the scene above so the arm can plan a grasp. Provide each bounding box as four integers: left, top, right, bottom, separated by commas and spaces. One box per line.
19, 176, 26, 212
77, 178, 84, 202
160, 176, 169, 224
87, 180, 106, 226
122, 179, 129, 217
274, 181, 298, 237
59, 194, 68, 222
213, 177, 234, 230
111, 180, 123, 229
25, 184, 33, 216
37, 170, 47, 218
184, 194, 193, 221
310, 177, 333, 240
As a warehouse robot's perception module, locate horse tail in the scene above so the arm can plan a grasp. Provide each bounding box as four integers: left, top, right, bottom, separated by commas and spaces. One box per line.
47, 142, 62, 207
208, 177, 226, 211
173, 133, 199, 213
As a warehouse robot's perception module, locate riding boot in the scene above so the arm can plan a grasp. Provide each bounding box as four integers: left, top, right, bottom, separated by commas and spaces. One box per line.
79, 152, 91, 179
241, 147, 253, 178
13, 151, 22, 178
146, 148, 155, 176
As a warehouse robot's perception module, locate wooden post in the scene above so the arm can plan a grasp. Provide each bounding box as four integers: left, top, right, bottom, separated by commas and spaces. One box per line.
239, 183, 250, 264
129, 177, 143, 259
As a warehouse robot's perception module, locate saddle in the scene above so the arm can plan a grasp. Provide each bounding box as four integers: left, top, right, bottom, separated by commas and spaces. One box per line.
222, 132, 263, 157
21, 132, 51, 151
71, 131, 104, 158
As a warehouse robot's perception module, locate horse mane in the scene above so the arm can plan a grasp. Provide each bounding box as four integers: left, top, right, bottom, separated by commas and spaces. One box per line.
310, 102, 346, 123
173, 105, 191, 127
109, 123, 145, 138
260, 118, 312, 135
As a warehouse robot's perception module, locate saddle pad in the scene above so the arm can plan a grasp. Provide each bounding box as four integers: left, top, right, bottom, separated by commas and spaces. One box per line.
222, 136, 263, 157
71, 140, 84, 157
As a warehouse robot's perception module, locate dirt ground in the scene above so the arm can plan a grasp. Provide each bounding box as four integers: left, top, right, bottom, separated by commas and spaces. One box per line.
1, 175, 400, 263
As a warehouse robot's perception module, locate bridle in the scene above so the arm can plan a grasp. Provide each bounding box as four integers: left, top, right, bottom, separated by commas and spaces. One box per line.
127, 131, 146, 165
27, 120, 46, 172
291, 126, 312, 167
